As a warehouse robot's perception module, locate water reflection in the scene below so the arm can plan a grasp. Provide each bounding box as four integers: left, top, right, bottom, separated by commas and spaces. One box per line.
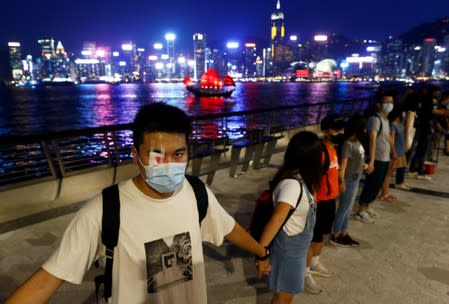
1, 81, 448, 137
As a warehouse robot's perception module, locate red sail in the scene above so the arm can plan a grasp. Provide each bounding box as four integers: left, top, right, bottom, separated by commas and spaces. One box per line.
183, 76, 193, 86
200, 69, 223, 89
224, 75, 235, 86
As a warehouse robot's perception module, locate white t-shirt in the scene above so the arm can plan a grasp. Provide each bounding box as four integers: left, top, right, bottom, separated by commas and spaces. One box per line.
272, 178, 311, 236
43, 178, 235, 304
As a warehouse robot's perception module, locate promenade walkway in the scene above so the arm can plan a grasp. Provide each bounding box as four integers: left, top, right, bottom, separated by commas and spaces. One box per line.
1, 143, 449, 303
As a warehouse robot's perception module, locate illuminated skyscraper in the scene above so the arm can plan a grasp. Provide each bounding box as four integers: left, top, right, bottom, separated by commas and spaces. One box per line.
422, 38, 436, 77
38, 38, 56, 80
270, 0, 285, 44
8, 42, 23, 81
243, 43, 257, 77
269, 0, 291, 75
193, 33, 207, 79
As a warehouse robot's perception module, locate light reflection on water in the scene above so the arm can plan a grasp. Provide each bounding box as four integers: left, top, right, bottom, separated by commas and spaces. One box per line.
1, 81, 447, 137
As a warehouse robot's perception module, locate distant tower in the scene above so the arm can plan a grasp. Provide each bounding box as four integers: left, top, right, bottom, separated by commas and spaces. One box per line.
38, 38, 56, 80
193, 33, 207, 80
8, 42, 23, 81
269, 0, 291, 76
54, 41, 70, 80
271, 0, 285, 45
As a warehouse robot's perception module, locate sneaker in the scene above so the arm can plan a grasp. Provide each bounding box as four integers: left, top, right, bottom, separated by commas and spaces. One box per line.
395, 183, 411, 190
417, 174, 432, 180
354, 211, 375, 224
329, 234, 351, 248
365, 208, 379, 218
309, 262, 331, 278
342, 234, 360, 247
304, 272, 322, 294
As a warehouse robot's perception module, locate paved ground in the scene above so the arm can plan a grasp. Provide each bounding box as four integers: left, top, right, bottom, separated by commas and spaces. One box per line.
1, 148, 449, 303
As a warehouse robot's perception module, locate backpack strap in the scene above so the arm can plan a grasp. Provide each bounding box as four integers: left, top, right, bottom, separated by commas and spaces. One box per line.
96, 184, 120, 303
185, 174, 209, 224
269, 177, 303, 248
373, 113, 383, 134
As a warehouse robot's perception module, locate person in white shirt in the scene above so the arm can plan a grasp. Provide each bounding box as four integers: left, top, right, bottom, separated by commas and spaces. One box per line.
6, 103, 270, 304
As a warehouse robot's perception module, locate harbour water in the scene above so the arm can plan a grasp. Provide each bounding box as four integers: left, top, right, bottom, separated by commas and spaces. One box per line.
0, 81, 379, 137
1, 80, 449, 137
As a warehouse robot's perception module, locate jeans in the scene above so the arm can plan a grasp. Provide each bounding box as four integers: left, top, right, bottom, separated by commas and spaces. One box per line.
333, 175, 361, 234
359, 160, 390, 206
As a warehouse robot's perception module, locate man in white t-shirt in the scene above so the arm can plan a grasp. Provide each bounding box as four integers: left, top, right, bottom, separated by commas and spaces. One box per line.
6, 103, 270, 304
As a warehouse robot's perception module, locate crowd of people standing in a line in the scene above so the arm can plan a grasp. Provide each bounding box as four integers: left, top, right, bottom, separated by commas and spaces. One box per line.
5, 86, 449, 304
254, 84, 449, 302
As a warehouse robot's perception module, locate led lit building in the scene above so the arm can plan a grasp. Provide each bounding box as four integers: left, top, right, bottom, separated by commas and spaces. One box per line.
193, 33, 207, 80
381, 37, 404, 79
53, 41, 71, 80
8, 42, 23, 81
269, 0, 292, 75
243, 43, 257, 78
225, 42, 243, 77
38, 38, 56, 80
422, 38, 436, 77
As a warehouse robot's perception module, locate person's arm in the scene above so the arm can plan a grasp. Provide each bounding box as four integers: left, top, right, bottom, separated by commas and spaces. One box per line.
390, 129, 397, 160
339, 157, 348, 193
6, 268, 64, 304
366, 130, 377, 174
257, 202, 292, 249
225, 222, 271, 277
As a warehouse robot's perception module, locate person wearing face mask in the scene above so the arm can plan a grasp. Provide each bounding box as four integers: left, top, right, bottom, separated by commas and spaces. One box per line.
6, 103, 271, 304
303, 114, 344, 295
355, 91, 396, 224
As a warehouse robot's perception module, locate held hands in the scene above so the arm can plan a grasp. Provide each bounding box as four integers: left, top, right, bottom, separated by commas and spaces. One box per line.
365, 162, 374, 175
256, 259, 271, 278
339, 181, 346, 193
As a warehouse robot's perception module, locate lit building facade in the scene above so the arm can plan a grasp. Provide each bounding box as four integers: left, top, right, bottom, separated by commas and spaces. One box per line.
38, 38, 56, 80
193, 33, 207, 79
8, 42, 23, 81
243, 43, 257, 77
270, 0, 292, 75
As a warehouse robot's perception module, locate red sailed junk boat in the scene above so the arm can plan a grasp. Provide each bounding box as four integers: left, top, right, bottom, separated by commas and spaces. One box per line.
183, 69, 235, 98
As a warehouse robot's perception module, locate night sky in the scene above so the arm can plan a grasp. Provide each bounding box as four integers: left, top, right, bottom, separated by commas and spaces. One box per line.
1, 0, 448, 55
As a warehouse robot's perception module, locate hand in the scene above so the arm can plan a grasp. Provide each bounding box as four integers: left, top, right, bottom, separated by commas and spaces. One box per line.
339, 181, 346, 193
365, 163, 374, 175
256, 259, 271, 278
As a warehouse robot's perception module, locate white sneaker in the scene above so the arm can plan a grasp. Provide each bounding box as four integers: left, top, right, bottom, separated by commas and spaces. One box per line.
355, 211, 375, 224
396, 183, 411, 190
304, 272, 322, 294
366, 208, 379, 218
309, 262, 331, 278
417, 174, 432, 180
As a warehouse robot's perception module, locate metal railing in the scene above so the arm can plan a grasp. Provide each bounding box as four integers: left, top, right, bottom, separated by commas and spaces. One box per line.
0, 98, 371, 189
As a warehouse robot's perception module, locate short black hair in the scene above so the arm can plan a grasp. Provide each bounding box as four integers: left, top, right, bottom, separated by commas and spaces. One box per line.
320, 114, 345, 131
132, 103, 191, 151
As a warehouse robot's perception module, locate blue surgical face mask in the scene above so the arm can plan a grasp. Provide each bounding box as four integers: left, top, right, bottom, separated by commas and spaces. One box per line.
382, 103, 393, 113
137, 155, 187, 193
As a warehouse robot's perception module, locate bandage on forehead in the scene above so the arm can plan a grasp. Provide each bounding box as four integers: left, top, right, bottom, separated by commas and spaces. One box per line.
149, 147, 166, 166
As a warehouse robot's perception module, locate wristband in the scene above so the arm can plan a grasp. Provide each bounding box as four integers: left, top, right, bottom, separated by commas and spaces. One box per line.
255, 246, 270, 261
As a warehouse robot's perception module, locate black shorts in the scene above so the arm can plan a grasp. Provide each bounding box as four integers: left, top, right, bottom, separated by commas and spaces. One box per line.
312, 199, 336, 242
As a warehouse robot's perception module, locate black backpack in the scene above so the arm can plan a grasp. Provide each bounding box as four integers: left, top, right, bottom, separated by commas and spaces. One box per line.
94, 175, 208, 303
247, 176, 304, 246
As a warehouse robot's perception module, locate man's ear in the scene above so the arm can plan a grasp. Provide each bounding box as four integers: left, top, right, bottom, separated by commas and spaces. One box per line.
132, 146, 138, 165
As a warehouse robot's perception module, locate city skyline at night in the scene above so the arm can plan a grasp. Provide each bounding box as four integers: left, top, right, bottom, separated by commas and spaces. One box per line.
1, 0, 448, 55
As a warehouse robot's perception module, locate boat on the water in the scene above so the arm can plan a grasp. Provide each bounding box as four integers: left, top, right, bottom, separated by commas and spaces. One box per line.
184, 69, 235, 98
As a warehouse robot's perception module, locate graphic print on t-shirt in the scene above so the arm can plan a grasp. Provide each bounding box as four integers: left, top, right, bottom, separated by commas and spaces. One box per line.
145, 232, 192, 293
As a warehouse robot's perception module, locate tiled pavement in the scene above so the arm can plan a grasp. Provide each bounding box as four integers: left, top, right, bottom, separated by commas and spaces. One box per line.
1, 150, 449, 303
